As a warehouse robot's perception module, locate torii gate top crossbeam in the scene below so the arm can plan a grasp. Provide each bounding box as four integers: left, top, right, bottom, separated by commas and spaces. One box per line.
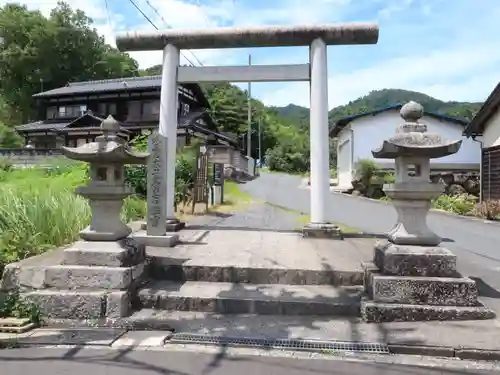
116, 23, 379, 51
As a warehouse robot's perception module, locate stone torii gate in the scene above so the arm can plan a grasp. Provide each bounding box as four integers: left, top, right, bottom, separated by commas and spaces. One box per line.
116, 23, 379, 237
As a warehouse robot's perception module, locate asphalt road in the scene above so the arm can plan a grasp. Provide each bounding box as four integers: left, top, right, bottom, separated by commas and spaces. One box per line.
242, 172, 500, 310
0, 347, 498, 375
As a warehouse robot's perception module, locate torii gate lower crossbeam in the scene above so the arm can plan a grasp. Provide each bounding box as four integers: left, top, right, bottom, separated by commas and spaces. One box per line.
116, 23, 379, 238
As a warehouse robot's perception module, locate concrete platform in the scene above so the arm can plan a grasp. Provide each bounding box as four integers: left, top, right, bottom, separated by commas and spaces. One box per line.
137, 280, 362, 316
147, 230, 376, 286
116, 310, 500, 359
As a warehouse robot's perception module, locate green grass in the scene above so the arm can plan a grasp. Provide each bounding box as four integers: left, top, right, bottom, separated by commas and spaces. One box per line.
0, 159, 146, 273
209, 181, 254, 214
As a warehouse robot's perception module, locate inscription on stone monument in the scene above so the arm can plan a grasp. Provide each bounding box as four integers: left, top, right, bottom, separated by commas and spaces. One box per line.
147, 132, 167, 236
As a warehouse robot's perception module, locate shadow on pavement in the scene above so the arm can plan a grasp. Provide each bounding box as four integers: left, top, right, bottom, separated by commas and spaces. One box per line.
470, 277, 500, 299
0, 345, 490, 375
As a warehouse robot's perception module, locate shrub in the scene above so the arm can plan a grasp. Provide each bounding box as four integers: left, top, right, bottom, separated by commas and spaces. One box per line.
355, 159, 380, 187
265, 145, 309, 174
432, 194, 476, 216
0, 157, 12, 172
124, 145, 198, 206
474, 200, 500, 220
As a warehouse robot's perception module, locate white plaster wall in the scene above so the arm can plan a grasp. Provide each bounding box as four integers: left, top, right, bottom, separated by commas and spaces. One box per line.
350, 110, 480, 168
482, 110, 500, 148
336, 126, 353, 188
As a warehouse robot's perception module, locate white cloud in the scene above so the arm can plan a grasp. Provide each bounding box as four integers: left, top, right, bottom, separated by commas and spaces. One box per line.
261, 41, 500, 108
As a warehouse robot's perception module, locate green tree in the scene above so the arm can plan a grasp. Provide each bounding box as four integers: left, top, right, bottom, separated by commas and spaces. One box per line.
0, 1, 139, 123
0, 122, 23, 148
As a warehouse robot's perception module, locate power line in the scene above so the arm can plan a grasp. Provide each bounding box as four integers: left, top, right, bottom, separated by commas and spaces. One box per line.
141, 0, 204, 66
127, 0, 196, 66
103, 0, 113, 33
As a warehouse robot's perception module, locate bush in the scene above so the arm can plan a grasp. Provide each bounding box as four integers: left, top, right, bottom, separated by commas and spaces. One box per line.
265, 145, 309, 173
474, 200, 500, 220
355, 159, 380, 187
124, 146, 198, 207
432, 194, 476, 216
0, 157, 12, 172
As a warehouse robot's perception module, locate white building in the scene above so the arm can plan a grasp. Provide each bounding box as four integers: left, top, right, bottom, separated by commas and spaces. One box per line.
331, 105, 480, 190
463, 82, 500, 201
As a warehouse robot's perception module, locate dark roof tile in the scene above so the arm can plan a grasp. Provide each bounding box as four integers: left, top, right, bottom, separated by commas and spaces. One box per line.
16, 121, 70, 132
330, 104, 469, 137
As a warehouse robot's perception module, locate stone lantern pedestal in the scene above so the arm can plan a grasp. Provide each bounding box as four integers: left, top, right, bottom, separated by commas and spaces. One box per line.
361, 102, 495, 322
10, 116, 153, 319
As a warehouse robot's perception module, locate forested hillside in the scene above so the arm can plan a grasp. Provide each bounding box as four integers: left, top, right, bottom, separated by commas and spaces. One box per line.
274, 89, 482, 125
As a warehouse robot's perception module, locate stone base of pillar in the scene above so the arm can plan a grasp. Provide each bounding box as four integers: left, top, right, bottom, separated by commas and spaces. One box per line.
361, 240, 495, 323
301, 222, 343, 239
165, 218, 186, 232
132, 230, 179, 247
140, 219, 185, 233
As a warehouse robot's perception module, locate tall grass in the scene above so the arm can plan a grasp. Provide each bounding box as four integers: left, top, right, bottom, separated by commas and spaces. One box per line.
0, 158, 146, 272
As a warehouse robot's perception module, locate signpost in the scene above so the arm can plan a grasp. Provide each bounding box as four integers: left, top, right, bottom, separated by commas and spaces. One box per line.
212, 162, 224, 204
191, 146, 210, 213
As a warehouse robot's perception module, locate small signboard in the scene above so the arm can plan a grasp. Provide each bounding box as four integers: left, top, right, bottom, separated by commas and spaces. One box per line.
213, 163, 224, 186
191, 149, 209, 213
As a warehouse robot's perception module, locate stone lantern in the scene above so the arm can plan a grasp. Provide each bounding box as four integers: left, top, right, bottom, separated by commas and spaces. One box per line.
371, 101, 461, 246
361, 101, 495, 322
61, 115, 148, 241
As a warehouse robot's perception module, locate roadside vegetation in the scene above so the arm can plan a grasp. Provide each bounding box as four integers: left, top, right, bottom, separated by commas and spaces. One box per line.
355, 159, 500, 220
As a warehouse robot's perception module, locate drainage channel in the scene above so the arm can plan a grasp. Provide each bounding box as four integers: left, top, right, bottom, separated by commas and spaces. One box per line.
167, 333, 389, 355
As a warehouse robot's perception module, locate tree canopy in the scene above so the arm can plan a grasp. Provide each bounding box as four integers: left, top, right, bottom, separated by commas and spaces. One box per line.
0, 1, 138, 124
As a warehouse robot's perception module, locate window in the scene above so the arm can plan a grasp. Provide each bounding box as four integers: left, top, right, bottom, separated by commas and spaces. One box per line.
126, 101, 141, 121
58, 104, 87, 118
181, 103, 190, 117
46, 106, 57, 119
142, 100, 160, 119
98, 102, 117, 116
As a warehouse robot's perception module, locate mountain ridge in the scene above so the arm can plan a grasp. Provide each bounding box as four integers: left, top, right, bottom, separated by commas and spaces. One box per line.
270, 89, 483, 127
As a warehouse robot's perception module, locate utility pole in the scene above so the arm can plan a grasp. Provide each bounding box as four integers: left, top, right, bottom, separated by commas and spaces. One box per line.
247, 54, 252, 158
258, 117, 262, 165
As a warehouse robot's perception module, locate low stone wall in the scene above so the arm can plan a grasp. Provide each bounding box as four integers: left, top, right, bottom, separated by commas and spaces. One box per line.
0, 148, 63, 167
350, 171, 480, 199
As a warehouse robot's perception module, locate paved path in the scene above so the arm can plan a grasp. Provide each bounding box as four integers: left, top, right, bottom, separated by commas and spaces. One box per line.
1, 346, 498, 374
242, 173, 500, 312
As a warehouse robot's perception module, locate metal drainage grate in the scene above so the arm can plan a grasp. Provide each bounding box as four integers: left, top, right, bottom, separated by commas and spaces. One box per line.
168, 333, 389, 354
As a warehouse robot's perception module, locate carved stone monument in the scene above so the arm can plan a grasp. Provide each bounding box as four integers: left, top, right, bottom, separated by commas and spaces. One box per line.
136, 131, 180, 246
361, 102, 495, 322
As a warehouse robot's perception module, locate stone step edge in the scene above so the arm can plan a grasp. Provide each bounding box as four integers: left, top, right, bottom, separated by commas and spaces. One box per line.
361, 299, 496, 323
147, 262, 364, 286
5, 263, 146, 291
137, 281, 362, 316
369, 273, 480, 307
19, 289, 133, 320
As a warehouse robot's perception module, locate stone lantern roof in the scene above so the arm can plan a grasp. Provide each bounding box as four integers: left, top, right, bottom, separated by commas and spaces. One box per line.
61, 115, 149, 164
371, 101, 462, 159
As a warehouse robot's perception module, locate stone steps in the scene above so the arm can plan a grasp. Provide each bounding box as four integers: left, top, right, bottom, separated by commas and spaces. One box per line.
147, 262, 363, 286
136, 280, 362, 316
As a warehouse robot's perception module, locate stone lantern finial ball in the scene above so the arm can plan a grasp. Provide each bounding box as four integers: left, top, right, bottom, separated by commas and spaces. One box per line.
400, 101, 424, 122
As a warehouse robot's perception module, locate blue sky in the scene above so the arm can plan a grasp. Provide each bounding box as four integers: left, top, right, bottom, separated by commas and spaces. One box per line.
4, 0, 500, 108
